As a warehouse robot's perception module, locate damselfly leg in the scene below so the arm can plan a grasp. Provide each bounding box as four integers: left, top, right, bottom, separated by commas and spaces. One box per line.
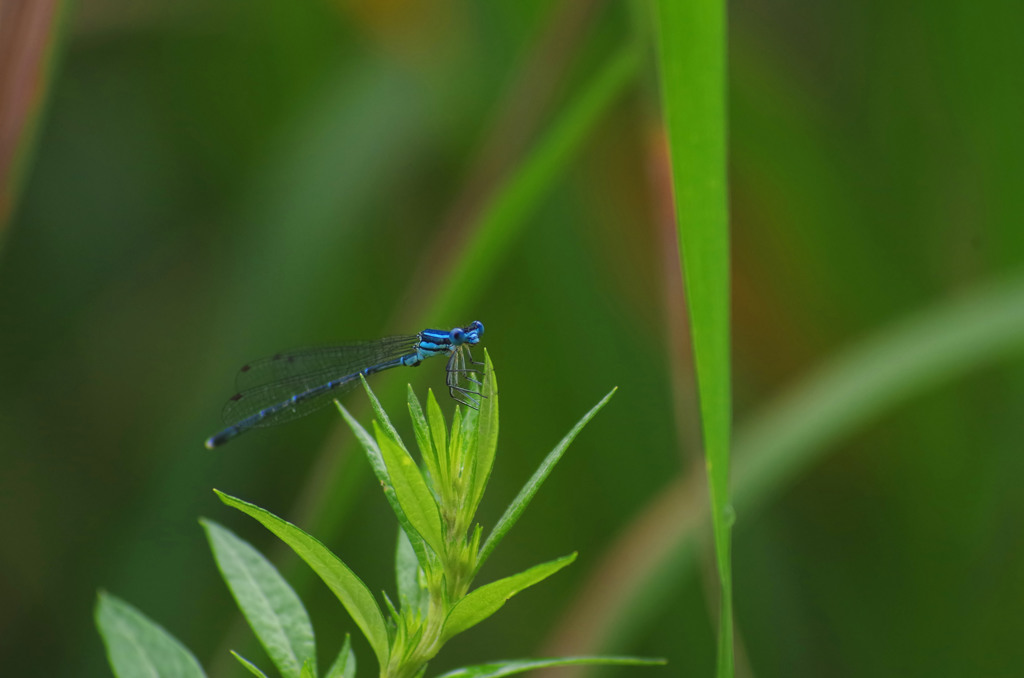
446, 346, 486, 409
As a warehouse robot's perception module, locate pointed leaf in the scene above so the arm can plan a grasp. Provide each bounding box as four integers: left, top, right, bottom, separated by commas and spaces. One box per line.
360, 374, 406, 448
478, 389, 615, 571
407, 385, 442, 491
202, 519, 315, 678
215, 490, 389, 671
299, 658, 316, 678
231, 651, 270, 678
434, 656, 666, 678
374, 420, 445, 557
426, 389, 449, 485
95, 591, 206, 678
324, 635, 356, 678
467, 352, 498, 519
396, 526, 426, 614
655, 1, 733, 674
442, 553, 576, 643
449, 405, 465, 477
337, 402, 430, 566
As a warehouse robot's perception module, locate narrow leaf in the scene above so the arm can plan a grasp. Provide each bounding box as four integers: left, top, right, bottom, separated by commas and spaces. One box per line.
299, 659, 316, 678
442, 553, 576, 643
202, 519, 315, 678
434, 655, 666, 678
655, 2, 733, 676
426, 389, 450, 487
215, 490, 389, 671
396, 526, 426, 615
449, 405, 464, 477
374, 420, 445, 557
324, 635, 356, 678
337, 402, 430, 566
360, 374, 406, 448
231, 651, 269, 678
467, 352, 499, 519
95, 591, 206, 678
407, 385, 442, 491
478, 389, 615, 571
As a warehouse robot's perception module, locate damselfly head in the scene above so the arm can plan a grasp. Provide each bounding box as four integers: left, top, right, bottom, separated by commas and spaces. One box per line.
451, 321, 484, 346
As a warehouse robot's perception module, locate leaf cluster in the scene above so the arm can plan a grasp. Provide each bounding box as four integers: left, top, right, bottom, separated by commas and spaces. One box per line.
96, 354, 661, 678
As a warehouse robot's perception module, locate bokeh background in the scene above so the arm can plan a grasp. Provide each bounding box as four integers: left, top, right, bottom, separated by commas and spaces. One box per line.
2, 1, 1023, 677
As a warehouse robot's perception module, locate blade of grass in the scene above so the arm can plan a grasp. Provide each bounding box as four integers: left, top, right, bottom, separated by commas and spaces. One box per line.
654, 1, 733, 676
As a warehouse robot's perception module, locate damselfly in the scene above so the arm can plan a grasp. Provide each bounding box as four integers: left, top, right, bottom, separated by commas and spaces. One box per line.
204, 321, 484, 449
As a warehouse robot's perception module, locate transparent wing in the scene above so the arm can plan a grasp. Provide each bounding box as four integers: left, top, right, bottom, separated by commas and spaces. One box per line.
234, 334, 421, 391
221, 367, 364, 428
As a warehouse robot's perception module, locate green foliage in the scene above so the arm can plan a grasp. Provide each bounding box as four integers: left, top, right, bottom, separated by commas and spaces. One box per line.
8, 2, 1024, 676
234, 651, 271, 678
654, 0, 733, 675
95, 357, 660, 677
477, 388, 616, 572
213, 490, 390, 671
433, 657, 666, 678
324, 636, 357, 678
440, 553, 577, 644
202, 519, 317, 678
94, 592, 205, 678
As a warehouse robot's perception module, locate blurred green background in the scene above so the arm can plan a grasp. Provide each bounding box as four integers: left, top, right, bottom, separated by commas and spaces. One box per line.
2, 1, 1023, 677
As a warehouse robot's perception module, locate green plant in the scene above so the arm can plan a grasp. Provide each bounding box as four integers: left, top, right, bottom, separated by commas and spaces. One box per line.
95, 354, 663, 677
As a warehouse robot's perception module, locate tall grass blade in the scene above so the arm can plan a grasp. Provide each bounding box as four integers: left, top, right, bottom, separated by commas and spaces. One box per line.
653, 1, 733, 676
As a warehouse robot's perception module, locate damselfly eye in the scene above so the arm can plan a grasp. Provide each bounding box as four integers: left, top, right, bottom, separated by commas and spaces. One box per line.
451, 328, 465, 342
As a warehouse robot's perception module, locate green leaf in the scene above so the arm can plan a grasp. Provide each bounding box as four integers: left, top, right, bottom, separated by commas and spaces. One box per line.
324, 635, 356, 678
442, 553, 576, 643
478, 390, 615, 572
360, 374, 407, 450
407, 385, 442, 491
449, 405, 465, 477
434, 656, 666, 678
654, 1, 733, 676
374, 420, 445, 557
215, 490, 390, 672
299, 658, 316, 678
396, 526, 426, 614
426, 389, 449, 483
337, 401, 431, 566
94, 590, 206, 678
231, 651, 269, 678
202, 519, 315, 678
466, 352, 499, 520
